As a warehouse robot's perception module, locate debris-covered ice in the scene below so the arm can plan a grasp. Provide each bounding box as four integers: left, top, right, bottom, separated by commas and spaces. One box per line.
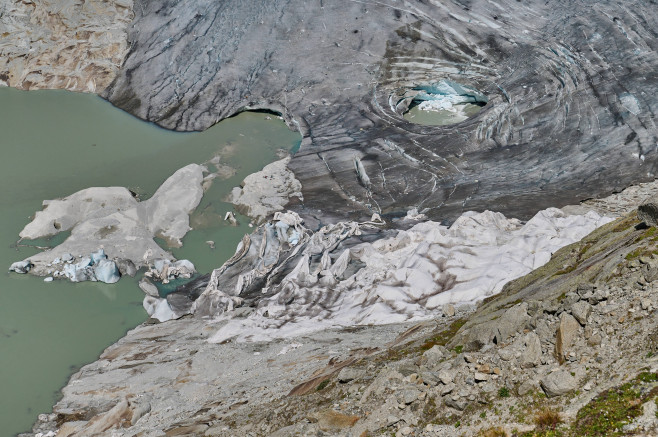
206, 208, 612, 343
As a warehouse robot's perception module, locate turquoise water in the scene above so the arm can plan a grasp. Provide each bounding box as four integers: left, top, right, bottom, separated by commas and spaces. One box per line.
0, 87, 300, 436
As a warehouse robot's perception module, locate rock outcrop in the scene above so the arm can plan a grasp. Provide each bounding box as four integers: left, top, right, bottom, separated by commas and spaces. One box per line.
0, 0, 133, 92
638, 202, 658, 227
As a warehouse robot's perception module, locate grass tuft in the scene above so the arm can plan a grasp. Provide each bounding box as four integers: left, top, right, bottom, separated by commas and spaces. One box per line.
534, 408, 563, 431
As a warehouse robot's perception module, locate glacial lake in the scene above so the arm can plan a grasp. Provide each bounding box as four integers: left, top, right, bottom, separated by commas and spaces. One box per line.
0, 87, 301, 436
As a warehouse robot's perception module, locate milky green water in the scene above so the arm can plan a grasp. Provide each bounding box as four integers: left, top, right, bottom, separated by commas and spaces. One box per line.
0, 87, 300, 436
403, 103, 483, 126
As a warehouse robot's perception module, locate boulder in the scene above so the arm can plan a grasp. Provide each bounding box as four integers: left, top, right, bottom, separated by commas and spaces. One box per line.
116, 259, 137, 277
337, 367, 364, 383
420, 371, 440, 386
495, 303, 531, 344
138, 278, 160, 297
437, 369, 455, 385
422, 345, 446, 368
309, 410, 359, 431
540, 370, 578, 397
400, 388, 421, 404
571, 301, 592, 325
556, 313, 580, 363
520, 332, 542, 368
518, 379, 538, 396
638, 203, 658, 226
445, 396, 468, 411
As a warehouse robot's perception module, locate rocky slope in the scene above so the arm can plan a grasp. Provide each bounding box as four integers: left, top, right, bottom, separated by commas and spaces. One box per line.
20, 182, 658, 437
0, 0, 133, 92
103, 0, 658, 223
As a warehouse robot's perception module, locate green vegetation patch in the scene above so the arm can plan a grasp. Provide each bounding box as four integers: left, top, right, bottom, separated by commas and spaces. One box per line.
554, 242, 593, 276
571, 372, 658, 436
316, 379, 330, 391
420, 319, 466, 350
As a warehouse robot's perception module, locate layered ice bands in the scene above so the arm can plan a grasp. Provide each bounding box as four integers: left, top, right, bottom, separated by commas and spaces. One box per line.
207, 208, 612, 343
413, 80, 488, 111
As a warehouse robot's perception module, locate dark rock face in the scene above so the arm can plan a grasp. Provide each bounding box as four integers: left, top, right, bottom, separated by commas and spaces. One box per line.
105, 0, 658, 223
638, 203, 658, 226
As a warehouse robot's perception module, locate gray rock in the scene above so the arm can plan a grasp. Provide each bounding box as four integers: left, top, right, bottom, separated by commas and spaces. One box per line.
587, 334, 603, 347
540, 370, 578, 397
641, 299, 652, 311
495, 303, 531, 343
474, 372, 488, 382
576, 283, 595, 298
451, 302, 531, 351
498, 347, 516, 362
396, 361, 419, 377
520, 332, 542, 368
645, 265, 658, 283
116, 259, 137, 277
400, 388, 421, 405
422, 345, 445, 368
638, 203, 658, 226
130, 401, 151, 426
542, 300, 561, 314
437, 369, 455, 385
571, 301, 592, 325
556, 313, 581, 363
337, 367, 364, 383
518, 379, 538, 396
535, 319, 554, 341
440, 383, 456, 396
386, 415, 400, 427
420, 372, 440, 387
591, 289, 609, 304
442, 304, 455, 317
444, 396, 468, 411
564, 292, 580, 306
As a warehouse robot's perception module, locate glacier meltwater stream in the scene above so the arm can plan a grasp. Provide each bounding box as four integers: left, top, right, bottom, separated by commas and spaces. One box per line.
0, 87, 300, 436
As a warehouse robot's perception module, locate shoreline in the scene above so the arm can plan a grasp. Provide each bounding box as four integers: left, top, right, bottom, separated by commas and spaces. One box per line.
19, 178, 658, 436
